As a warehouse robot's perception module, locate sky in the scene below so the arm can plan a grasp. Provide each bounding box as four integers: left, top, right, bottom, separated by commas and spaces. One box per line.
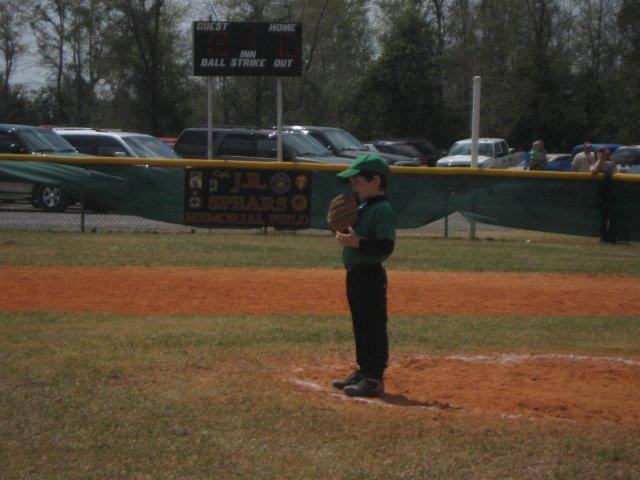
9, 25, 47, 89
8, 0, 210, 91
12, 57, 47, 89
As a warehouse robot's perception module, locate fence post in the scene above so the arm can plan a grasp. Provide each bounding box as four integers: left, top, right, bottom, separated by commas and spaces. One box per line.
80, 193, 85, 233
444, 182, 450, 239
601, 173, 615, 243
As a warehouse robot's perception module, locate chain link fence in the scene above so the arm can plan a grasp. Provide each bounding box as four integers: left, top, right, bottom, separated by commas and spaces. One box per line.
0, 196, 596, 244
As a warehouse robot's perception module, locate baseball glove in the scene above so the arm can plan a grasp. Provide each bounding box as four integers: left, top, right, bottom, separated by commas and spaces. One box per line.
327, 191, 358, 232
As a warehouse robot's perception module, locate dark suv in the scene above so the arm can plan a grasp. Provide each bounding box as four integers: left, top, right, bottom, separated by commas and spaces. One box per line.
369, 139, 443, 167
281, 126, 420, 166
173, 127, 352, 164
0, 124, 85, 211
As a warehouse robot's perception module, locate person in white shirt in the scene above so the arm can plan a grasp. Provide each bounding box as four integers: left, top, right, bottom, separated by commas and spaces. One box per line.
572, 142, 596, 172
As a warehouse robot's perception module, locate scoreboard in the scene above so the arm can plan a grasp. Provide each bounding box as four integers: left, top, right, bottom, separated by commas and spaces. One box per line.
193, 21, 303, 77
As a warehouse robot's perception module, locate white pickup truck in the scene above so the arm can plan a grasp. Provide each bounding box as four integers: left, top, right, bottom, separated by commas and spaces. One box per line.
436, 138, 521, 169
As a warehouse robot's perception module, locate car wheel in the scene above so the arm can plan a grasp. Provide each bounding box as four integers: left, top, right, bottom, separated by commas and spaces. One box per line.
36, 185, 70, 212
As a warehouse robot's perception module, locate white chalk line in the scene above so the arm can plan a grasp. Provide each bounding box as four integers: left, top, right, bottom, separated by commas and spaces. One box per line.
443, 353, 640, 366
290, 379, 389, 406
290, 378, 461, 410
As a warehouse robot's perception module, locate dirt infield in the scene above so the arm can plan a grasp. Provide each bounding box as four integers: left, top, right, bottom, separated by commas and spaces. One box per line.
288, 354, 640, 424
2, 266, 640, 316
2, 265, 639, 424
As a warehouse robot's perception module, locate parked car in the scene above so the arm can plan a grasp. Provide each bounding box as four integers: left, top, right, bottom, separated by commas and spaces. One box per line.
281, 125, 420, 166
0, 124, 86, 211
367, 138, 442, 166
612, 146, 640, 173
543, 153, 573, 172
53, 128, 180, 159
173, 126, 353, 164
436, 138, 519, 168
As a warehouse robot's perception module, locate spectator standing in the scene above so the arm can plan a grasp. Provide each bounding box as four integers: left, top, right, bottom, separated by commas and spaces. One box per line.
591, 146, 617, 243
572, 142, 596, 172
528, 140, 548, 170
590, 146, 616, 175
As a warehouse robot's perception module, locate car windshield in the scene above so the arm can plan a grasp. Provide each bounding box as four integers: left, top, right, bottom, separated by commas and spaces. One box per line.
123, 135, 179, 158
16, 128, 77, 153
282, 133, 331, 156
324, 129, 366, 150
448, 141, 492, 157
385, 144, 421, 157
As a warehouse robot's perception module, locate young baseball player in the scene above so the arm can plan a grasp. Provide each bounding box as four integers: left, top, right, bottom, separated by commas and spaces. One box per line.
332, 154, 397, 397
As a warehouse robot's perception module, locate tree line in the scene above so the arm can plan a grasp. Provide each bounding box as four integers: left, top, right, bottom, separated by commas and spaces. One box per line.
1, 0, 639, 152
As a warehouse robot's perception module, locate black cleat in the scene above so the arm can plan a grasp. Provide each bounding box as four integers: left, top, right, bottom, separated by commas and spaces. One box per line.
343, 377, 384, 397
331, 370, 365, 390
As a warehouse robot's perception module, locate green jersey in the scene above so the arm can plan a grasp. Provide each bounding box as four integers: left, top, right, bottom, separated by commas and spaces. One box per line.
342, 195, 396, 265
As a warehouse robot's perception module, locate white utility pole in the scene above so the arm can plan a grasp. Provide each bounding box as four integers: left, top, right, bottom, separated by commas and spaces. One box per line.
470, 76, 481, 239
471, 76, 481, 168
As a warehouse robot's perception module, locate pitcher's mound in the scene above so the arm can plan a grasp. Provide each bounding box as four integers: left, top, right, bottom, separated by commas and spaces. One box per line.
292, 354, 640, 424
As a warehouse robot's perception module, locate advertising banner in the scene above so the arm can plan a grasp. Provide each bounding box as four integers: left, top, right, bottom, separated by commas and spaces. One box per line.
184, 168, 311, 228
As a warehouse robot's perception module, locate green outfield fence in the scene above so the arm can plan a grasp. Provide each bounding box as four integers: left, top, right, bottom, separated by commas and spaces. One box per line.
1, 154, 638, 243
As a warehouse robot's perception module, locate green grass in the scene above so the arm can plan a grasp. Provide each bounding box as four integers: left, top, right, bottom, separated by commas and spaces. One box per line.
1, 230, 639, 273
3, 312, 639, 356
1, 312, 639, 479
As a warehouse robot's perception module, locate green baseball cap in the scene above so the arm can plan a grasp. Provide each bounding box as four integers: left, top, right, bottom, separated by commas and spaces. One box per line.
337, 153, 390, 182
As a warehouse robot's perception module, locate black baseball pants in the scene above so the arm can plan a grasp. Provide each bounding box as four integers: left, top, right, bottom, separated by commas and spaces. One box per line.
346, 264, 388, 380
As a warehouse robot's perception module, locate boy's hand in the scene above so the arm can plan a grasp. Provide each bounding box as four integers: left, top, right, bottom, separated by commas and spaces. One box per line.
335, 227, 360, 247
